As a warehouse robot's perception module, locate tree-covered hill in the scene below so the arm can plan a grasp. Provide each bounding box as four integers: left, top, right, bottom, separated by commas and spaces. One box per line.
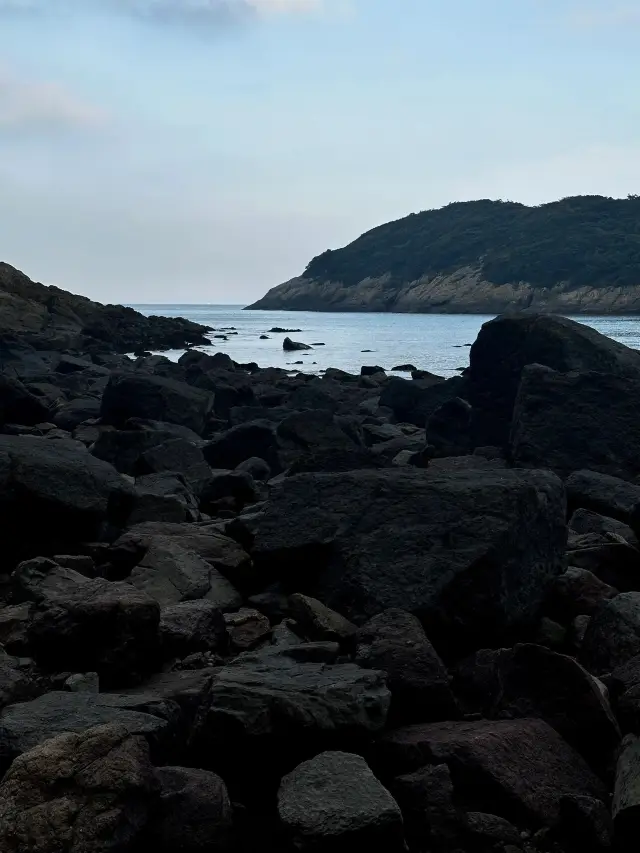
304, 195, 640, 290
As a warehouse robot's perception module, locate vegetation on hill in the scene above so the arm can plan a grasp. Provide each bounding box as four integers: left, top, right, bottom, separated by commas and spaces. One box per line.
304, 195, 640, 290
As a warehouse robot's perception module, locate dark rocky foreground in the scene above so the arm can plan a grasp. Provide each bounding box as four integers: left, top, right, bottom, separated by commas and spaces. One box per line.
4, 311, 640, 852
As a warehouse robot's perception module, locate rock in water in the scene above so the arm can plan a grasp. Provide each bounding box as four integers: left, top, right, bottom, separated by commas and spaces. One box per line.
0, 723, 158, 853
278, 751, 405, 853
253, 468, 566, 652
282, 336, 312, 351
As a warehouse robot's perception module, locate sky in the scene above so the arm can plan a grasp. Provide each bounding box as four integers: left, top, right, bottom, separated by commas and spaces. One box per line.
0, 0, 638, 304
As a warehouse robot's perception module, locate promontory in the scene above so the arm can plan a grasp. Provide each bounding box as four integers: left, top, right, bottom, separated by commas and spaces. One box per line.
246, 194, 640, 314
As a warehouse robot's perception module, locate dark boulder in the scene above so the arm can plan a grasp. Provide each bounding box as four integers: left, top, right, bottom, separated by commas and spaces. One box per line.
510, 365, 640, 479
0, 435, 134, 562
139, 438, 212, 496
361, 365, 386, 376
454, 644, 619, 775
581, 593, 640, 675
101, 373, 213, 435
548, 566, 619, 621
426, 396, 473, 457
130, 472, 200, 524
203, 421, 280, 472
289, 593, 357, 644
146, 766, 236, 853
52, 396, 101, 431
14, 559, 160, 686
0, 375, 50, 426
283, 337, 312, 351
376, 717, 605, 828
90, 427, 179, 475
355, 609, 458, 724
467, 312, 640, 448
612, 733, 640, 849
278, 751, 404, 853
252, 468, 566, 653
379, 374, 461, 427
389, 764, 465, 849
567, 470, 640, 524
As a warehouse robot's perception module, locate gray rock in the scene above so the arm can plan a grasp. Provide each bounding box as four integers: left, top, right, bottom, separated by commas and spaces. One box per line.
569, 508, 638, 549
253, 468, 566, 652
160, 600, 228, 658
0, 723, 158, 853
64, 672, 100, 693
224, 608, 271, 652
547, 567, 619, 621
278, 751, 404, 853
128, 539, 241, 611
390, 763, 464, 848
289, 593, 357, 643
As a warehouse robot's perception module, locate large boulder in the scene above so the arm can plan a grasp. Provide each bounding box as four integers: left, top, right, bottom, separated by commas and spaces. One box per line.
0, 724, 158, 853
14, 559, 160, 685
510, 365, 640, 479
278, 751, 405, 853
203, 421, 280, 472
467, 313, 640, 448
252, 468, 566, 652
101, 373, 213, 435
0, 435, 134, 562
376, 718, 606, 828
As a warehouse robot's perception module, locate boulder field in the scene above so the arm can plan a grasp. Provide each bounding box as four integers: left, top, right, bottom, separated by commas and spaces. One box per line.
3, 310, 640, 852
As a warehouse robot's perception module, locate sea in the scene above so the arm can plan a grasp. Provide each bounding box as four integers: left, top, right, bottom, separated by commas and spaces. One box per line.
130, 305, 640, 380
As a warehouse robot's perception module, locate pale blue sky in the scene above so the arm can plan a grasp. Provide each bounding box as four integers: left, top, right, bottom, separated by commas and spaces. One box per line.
0, 0, 638, 302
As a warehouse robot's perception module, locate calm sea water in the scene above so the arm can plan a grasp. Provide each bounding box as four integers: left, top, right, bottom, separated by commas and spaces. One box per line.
130, 305, 640, 379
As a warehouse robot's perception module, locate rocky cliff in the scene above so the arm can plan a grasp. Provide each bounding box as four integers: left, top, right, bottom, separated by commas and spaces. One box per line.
0, 262, 212, 352
247, 195, 640, 314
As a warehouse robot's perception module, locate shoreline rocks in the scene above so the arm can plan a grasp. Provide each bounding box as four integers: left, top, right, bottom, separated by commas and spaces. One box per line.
2, 307, 640, 852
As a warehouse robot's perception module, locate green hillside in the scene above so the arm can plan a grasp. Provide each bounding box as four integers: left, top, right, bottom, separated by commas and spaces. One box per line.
304, 195, 640, 290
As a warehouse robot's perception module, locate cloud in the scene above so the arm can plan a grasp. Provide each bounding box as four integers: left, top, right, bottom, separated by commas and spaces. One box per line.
0, 66, 105, 130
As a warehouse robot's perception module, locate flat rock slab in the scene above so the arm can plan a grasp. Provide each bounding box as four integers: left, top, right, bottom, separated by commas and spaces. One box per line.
253, 468, 566, 652
0, 691, 180, 768
376, 718, 605, 827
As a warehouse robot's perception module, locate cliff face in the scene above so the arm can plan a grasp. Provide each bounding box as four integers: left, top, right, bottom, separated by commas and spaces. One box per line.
246, 195, 640, 314
0, 263, 212, 352
247, 268, 640, 314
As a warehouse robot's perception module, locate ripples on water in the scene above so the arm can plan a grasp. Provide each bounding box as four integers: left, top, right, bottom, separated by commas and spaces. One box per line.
131, 305, 640, 379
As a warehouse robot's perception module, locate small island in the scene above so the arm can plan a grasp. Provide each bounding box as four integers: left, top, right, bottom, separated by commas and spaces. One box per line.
246, 194, 640, 314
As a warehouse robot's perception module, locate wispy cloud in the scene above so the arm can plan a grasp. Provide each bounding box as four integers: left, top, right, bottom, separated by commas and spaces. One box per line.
0, 66, 105, 130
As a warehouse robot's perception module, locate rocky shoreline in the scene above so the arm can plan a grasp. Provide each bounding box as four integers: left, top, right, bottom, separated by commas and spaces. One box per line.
2, 309, 640, 851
